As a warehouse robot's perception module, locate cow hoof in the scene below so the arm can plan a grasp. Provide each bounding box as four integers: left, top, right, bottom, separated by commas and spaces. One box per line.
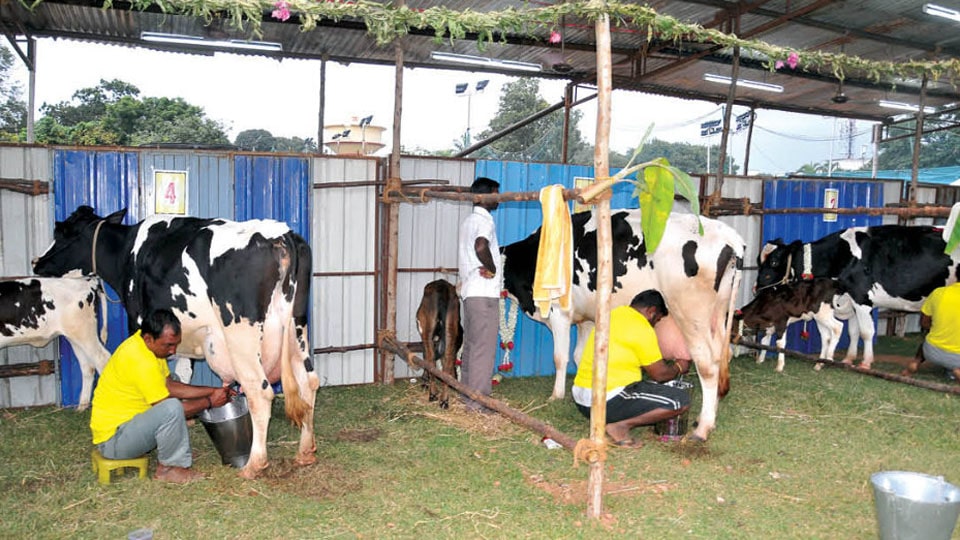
76, 403, 90, 412
239, 462, 268, 480
814, 363, 823, 371
428, 394, 438, 402
295, 452, 317, 467
859, 363, 872, 370
439, 400, 449, 410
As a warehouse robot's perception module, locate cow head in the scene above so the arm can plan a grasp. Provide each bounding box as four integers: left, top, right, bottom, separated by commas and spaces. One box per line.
755, 239, 800, 290
33, 206, 127, 277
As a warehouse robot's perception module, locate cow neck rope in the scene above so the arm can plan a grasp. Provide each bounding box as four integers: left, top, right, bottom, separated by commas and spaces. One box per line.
91, 219, 122, 305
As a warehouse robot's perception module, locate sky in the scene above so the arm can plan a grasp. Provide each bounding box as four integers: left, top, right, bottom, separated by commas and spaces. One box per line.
11, 38, 876, 175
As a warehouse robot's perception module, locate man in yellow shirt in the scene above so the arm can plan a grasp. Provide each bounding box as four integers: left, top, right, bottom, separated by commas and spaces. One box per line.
572, 290, 691, 448
91, 309, 232, 483
908, 282, 960, 382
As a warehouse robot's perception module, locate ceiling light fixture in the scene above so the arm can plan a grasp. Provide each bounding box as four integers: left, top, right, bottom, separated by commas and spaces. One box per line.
703, 73, 784, 93
430, 51, 542, 73
878, 100, 936, 114
922, 3, 960, 22
141, 32, 283, 52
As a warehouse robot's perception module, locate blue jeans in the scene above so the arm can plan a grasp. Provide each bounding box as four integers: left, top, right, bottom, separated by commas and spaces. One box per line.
98, 398, 192, 468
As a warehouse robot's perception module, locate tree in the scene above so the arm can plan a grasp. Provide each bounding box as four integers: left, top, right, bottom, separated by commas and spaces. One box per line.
235, 129, 275, 151
473, 78, 593, 164
0, 45, 27, 141
622, 138, 735, 174
35, 79, 229, 146
872, 114, 960, 169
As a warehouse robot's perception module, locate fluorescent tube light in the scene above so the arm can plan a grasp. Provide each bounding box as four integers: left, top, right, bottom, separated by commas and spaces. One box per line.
704, 73, 784, 93
878, 100, 936, 114
922, 3, 960, 22
430, 51, 541, 73
141, 32, 282, 52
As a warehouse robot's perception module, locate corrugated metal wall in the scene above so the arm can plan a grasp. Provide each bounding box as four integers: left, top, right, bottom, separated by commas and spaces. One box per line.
312, 156, 380, 386
0, 146, 56, 408
760, 178, 887, 356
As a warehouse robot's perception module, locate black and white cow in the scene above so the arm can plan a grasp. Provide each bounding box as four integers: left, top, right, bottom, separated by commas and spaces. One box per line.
735, 278, 846, 372
32, 206, 317, 479
415, 279, 462, 409
502, 209, 744, 441
1, 275, 110, 411
756, 225, 960, 368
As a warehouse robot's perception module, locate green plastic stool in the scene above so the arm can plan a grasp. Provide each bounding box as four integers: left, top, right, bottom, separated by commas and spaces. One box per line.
91, 449, 149, 485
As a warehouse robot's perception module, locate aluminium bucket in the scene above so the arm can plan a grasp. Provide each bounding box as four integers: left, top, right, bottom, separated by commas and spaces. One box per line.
871, 471, 960, 540
198, 395, 253, 468
653, 379, 695, 441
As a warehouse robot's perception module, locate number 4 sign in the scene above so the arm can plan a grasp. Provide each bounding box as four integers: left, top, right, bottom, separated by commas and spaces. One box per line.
154, 170, 188, 215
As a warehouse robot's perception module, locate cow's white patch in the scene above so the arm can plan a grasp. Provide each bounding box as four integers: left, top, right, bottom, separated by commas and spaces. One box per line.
206, 220, 291, 261
839, 227, 868, 259
868, 283, 925, 311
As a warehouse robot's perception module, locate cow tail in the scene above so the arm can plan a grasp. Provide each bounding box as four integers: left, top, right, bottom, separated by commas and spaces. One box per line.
281, 317, 310, 428
718, 253, 743, 399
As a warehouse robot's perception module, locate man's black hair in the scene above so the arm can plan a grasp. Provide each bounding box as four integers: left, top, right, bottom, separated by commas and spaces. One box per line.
630, 289, 668, 317
141, 309, 182, 339
470, 177, 500, 194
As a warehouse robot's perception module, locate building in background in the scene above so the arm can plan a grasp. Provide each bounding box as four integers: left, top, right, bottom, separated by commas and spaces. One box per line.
324, 115, 385, 156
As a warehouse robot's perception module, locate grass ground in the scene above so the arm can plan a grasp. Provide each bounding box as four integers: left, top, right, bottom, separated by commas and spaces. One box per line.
1, 334, 958, 539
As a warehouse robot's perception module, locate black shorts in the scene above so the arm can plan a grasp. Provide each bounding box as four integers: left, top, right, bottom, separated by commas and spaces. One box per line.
576, 380, 691, 424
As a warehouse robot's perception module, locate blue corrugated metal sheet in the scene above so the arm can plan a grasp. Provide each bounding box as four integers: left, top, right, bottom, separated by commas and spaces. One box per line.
140, 151, 234, 219
234, 155, 311, 236
761, 178, 884, 356
474, 160, 647, 380
52, 149, 140, 407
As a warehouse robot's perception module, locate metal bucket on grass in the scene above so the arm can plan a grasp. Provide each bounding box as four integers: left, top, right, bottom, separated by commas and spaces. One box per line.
198, 395, 253, 468
871, 471, 960, 540
653, 379, 695, 441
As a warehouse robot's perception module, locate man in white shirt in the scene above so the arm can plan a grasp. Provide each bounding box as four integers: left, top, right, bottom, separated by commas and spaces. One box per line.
457, 177, 501, 412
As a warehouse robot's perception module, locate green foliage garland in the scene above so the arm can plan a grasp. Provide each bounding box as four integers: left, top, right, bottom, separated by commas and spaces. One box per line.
35, 0, 957, 85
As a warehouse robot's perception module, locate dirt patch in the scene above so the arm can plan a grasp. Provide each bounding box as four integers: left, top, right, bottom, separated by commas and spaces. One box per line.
525, 470, 677, 506
259, 458, 360, 500
336, 427, 381, 443
395, 382, 520, 438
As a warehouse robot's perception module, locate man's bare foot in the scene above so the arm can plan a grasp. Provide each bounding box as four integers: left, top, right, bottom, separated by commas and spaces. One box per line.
154, 464, 204, 484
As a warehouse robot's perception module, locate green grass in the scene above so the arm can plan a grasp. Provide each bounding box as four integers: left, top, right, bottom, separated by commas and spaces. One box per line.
1, 335, 959, 539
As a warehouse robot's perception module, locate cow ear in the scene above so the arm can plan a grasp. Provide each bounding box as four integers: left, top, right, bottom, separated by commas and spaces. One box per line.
105, 208, 127, 224
758, 242, 779, 264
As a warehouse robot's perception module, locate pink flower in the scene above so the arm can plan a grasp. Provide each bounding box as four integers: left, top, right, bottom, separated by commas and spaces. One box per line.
787, 52, 799, 69
272, 1, 291, 21
549, 31, 562, 44
775, 60, 784, 69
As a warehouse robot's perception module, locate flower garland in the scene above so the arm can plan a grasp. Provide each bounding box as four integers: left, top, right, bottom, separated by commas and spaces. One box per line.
92, 0, 960, 85
497, 289, 519, 375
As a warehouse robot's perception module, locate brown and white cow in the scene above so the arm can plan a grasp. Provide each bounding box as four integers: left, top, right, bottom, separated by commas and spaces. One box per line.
0, 275, 110, 411
415, 279, 462, 409
502, 209, 744, 441
32, 206, 317, 479
735, 278, 846, 372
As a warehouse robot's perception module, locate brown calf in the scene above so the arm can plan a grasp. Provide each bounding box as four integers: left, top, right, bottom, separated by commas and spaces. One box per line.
415, 280, 463, 409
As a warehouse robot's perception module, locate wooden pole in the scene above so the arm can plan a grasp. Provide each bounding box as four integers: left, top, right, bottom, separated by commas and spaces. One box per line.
381, 26, 405, 385
562, 83, 573, 164
908, 74, 928, 206
379, 335, 578, 448
734, 338, 960, 395
716, 42, 740, 194
0, 360, 55, 378
742, 107, 756, 176
587, 8, 613, 521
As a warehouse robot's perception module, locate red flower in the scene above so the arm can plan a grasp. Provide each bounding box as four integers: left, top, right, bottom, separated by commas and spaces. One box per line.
491, 378, 500, 386
500, 290, 508, 298
500, 341, 507, 349
498, 362, 514, 372
506, 341, 514, 350
800, 330, 810, 340
455, 359, 462, 366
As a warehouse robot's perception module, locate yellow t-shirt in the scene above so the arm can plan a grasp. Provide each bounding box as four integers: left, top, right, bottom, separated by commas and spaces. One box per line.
573, 305, 663, 392
90, 331, 171, 444
921, 283, 960, 354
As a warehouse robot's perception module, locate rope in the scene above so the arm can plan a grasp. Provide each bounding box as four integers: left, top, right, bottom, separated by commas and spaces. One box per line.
91, 219, 104, 275
90, 220, 123, 305
573, 438, 607, 467
755, 251, 793, 293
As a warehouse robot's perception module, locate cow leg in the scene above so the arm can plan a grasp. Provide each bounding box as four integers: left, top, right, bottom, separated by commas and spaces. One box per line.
758, 329, 775, 364
547, 310, 573, 400
813, 306, 843, 372
774, 331, 788, 373
572, 320, 594, 366
288, 321, 318, 466
75, 355, 97, 412
68, 337, 110, 412
841, 315, 860, 364
689, 339, 719, 441
852, 304, 876, 368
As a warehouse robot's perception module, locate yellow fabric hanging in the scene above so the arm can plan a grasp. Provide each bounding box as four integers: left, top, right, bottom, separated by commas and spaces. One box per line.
533, 184, 573, 317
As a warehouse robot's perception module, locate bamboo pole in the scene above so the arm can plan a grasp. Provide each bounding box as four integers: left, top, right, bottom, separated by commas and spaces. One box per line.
0, 360, 55, 378
379, 335, 578, 448
734, 337, 960, 395
908, 74, 928, 206
587, 8, 614, 521
0, 178, 49, 196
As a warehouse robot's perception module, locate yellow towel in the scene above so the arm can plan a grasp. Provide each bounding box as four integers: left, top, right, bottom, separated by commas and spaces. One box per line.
533, 184, 573, 317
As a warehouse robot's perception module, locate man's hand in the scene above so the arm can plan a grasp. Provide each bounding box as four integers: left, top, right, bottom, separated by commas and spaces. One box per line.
479, 267, 495, 279
208, 387, 232, 408
675, 358, 691, 376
